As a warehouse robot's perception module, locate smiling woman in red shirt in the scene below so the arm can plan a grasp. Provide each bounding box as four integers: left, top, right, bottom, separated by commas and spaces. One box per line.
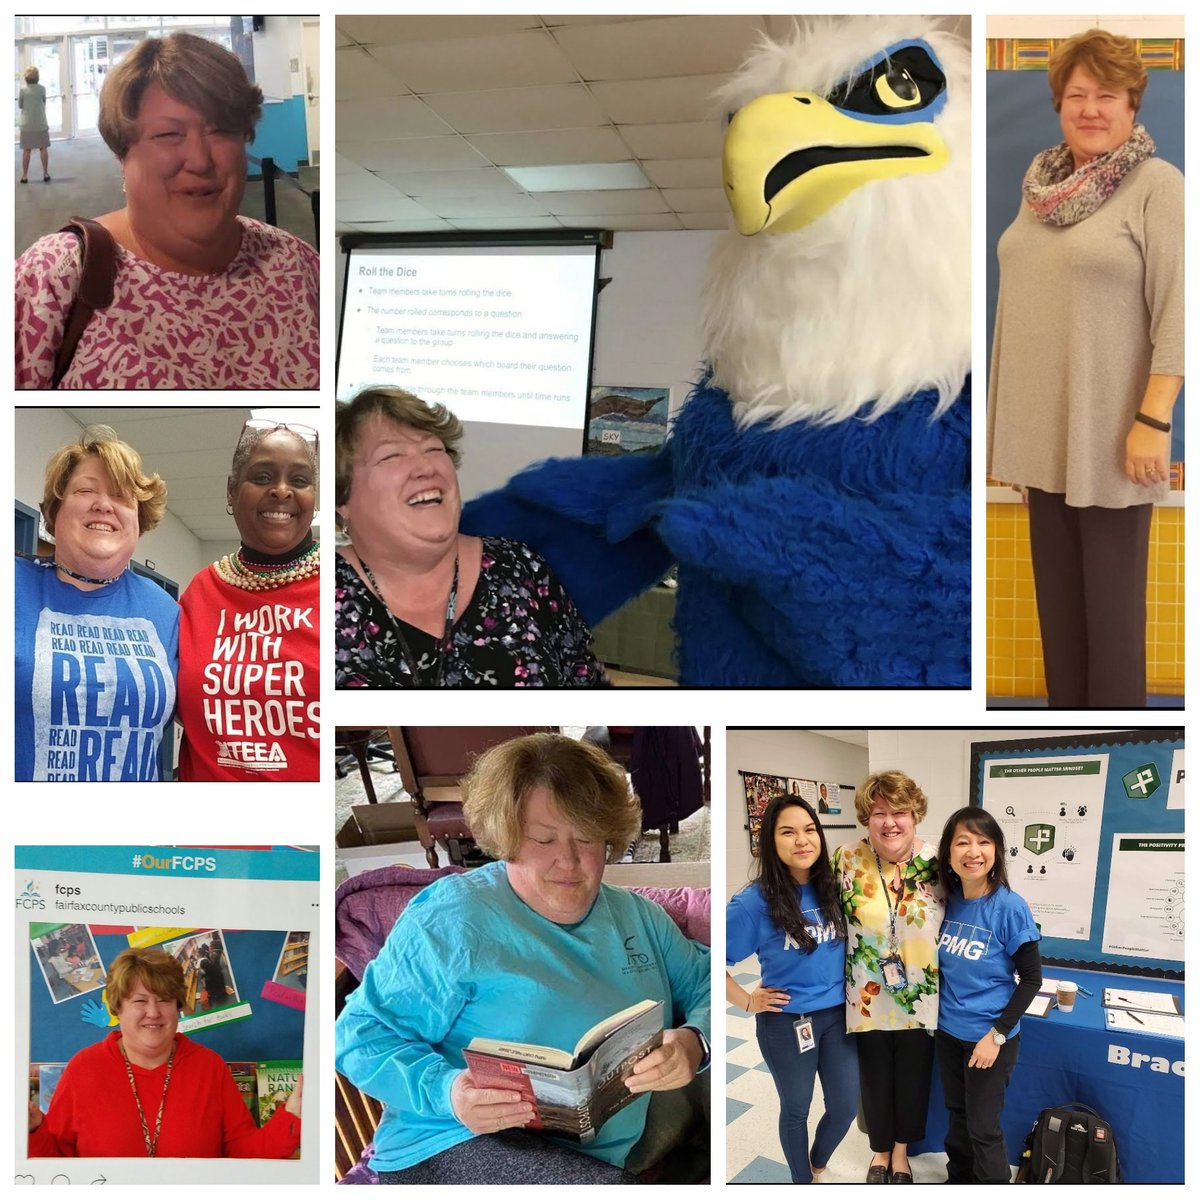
177, 419, 319, 781
29, 948, 301, 1158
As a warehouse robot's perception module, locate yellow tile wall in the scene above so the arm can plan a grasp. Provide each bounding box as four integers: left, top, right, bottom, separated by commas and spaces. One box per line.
987, 503, 1185, 698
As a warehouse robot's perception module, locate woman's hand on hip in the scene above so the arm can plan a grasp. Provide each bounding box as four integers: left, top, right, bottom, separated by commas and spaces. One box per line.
1125, 422, 1170, 487
746, 985, 791, 1013
968, 1033, 1000, 1069
626, 1027, 704, 1094
450, 1070, 535, 1134
29, 1097, 43, 1133
285, 1073, 303, 1117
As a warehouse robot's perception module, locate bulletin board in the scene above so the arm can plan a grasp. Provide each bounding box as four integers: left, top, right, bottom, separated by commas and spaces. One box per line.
739, 770, 855, 857
28, 927, 306, 1066
970, 728, 1183, 977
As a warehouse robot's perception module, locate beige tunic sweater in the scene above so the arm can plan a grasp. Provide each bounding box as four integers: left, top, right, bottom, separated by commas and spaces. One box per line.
987, 156, 1184, 508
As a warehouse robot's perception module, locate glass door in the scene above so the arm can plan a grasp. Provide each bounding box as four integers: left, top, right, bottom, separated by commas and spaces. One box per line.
70, 34, 108, 135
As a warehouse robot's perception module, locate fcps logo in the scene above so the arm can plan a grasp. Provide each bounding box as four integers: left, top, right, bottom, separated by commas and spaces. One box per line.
1024, 824, 1055, 856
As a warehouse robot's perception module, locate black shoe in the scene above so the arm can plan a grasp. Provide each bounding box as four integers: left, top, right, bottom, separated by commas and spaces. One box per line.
867, 1165, 891, 1183
43, 175, 51, 182
891, 1169, 913, 1183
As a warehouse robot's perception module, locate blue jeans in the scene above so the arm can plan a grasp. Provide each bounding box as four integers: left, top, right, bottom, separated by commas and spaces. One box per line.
756, 1005, 859, 1183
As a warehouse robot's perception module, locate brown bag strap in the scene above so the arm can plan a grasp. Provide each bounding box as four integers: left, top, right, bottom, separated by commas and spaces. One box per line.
51, 216, 117, 389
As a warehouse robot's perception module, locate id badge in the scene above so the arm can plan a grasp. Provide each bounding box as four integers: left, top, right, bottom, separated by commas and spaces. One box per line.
880, 954, 907, 993
793, 1017, 816, 1054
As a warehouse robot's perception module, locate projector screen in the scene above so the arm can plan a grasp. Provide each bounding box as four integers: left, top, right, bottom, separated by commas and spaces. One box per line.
337, 239, 601, 500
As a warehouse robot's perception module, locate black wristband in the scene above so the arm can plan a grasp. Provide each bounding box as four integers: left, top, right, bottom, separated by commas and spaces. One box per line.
1135, 411, 1171, 433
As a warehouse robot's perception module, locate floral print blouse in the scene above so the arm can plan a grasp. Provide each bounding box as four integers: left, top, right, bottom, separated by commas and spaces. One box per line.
833, 838, 946, 1033
335, 536, 607, 688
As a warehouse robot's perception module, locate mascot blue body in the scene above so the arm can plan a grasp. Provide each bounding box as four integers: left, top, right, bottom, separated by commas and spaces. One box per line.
463, 18, 971, 687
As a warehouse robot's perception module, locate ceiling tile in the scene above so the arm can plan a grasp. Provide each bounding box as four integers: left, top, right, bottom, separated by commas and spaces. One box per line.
337, 15, 540, 46
660, 187, 728, 213
619, 121, 724, 160
348, 218, 455, 233
335, 96, 452, 141
558, 212, 684, 231
334, 173, 415, 202
641, 158, 722, 189
678, 212, 732, 231
467, 126, 630, 167
447, 216, 566, 230
506, 161, 647, 191
335, 152, 372, 175
423, 84, 607, 135
418, 193, 553, 219
335, 27, 353, 47
337, 196, 440, 223
589, 74, 727, 125
335, 46, 409, 102
552, 16, 765, 83
373, 168, 521, 197
531, 189, 668, 216
541, 15, 658, 27
371, 30, 576, 95
339, 137, 491, 174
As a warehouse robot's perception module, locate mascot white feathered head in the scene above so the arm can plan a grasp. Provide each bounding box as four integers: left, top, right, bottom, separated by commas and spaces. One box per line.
701, 16, 971, 425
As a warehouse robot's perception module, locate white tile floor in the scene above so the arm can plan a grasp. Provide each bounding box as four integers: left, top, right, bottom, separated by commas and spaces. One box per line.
726, 957, 950, 1184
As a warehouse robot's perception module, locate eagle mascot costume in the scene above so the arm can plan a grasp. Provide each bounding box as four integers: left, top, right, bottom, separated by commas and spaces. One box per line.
462, 17, 970, 686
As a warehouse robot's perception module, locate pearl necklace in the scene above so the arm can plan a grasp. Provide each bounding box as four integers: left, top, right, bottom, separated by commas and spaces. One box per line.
214, 542, 320, 591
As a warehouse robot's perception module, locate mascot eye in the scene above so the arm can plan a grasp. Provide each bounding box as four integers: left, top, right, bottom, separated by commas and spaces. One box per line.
876, 67, 920, 108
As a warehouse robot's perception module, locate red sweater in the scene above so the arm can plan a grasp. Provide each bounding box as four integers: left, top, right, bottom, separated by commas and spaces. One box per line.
29, 1033, 300, 1158
178, 566, 319, 781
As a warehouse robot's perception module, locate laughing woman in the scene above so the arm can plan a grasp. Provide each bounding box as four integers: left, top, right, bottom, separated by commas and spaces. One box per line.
177, 419, 319, 781
726, 795, 856, 1183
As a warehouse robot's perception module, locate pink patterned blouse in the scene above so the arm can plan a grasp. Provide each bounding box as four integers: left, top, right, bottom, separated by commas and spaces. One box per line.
15, 216, 319, 390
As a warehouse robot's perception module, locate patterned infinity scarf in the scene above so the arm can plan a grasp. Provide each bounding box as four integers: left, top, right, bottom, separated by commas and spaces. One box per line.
1022, 123, 1155, 226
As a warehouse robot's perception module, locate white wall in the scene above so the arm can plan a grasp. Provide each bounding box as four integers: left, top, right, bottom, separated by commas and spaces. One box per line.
868, 728, 1126, 854
252, 15, 304, 103
726, 729, 868, 900
15, 409, 211, 589
594, 230, 722, 415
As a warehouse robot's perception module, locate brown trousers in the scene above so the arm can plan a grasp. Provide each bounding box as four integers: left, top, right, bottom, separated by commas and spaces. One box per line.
1026, 488, 1153, 708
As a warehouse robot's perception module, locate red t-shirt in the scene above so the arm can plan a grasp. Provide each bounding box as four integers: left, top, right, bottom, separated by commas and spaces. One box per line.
29, 1032, 300, 1158
178, 566, 319, 781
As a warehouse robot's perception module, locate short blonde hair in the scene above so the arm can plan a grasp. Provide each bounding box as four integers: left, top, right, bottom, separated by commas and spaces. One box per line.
335, 387, 464, 522
855, 769, 928, 826
106, 947, 186, 1013
42, 425, 167, 537
97, 32, 263, 160
1048, 29, 1148, 113
463, 733, 641, 862
24, 66, 39, 85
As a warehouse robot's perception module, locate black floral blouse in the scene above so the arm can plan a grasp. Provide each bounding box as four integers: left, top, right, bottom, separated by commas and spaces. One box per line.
335, 537, 608, 688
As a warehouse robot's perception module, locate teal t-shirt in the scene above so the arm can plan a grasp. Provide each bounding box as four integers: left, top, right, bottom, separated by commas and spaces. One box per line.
335, 862, 711, 1171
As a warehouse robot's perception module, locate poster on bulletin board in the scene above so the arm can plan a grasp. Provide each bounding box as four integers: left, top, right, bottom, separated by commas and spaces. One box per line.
970, 729, 1184, 977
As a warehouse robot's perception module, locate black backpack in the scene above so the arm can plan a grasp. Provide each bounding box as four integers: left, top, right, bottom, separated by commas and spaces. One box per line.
1016, 1102, 1121, 1183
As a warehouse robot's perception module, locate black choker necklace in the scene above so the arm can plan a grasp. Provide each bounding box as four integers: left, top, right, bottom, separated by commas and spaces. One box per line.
55, 560, 124, 586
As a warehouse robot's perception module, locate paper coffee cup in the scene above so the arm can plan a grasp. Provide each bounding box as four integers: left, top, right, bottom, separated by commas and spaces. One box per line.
1056, 981, 1078, 1012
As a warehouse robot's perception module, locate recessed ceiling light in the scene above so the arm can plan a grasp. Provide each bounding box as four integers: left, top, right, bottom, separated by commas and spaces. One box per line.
504, 161, 651, 192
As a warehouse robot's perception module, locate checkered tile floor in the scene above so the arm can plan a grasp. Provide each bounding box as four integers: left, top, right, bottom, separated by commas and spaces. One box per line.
726, 959, 950, 1184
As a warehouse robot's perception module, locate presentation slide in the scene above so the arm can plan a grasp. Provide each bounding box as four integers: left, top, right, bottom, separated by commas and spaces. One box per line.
15, 846, 318, 1184
338, 242, 600, 500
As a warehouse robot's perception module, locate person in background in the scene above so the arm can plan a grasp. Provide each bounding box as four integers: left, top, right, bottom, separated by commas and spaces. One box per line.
15, 425, 177, 782
834, 771, 946, 1183
987, 28, 1184, 706
16, 33, 319, 389
178, 418, 319, 780
726, 794, 856, 1183
18, 65, 51, 184
936, 807, 1042, 1183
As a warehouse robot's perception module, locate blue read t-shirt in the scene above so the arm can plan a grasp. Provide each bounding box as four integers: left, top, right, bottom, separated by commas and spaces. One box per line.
726, 880, 844, 1013
937, 885, 1041, 1042
15, 558, 179, 781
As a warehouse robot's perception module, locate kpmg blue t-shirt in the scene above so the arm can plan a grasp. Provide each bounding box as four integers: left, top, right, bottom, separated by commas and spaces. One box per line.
726, 880, 844, 1013
15, 558, 179, 781
937, 885, 1041, 1042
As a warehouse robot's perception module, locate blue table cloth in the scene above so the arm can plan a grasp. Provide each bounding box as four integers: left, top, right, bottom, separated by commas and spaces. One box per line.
913, 967, 1183, 1182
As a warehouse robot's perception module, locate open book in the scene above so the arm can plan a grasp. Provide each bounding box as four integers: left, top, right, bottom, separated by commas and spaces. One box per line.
462, 999, 664, 1143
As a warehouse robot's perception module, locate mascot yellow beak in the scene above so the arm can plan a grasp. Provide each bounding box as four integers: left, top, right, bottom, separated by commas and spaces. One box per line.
723, 91, 949, 235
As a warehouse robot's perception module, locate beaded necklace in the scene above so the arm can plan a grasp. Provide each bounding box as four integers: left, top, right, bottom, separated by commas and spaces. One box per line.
214, 541, 320, 592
